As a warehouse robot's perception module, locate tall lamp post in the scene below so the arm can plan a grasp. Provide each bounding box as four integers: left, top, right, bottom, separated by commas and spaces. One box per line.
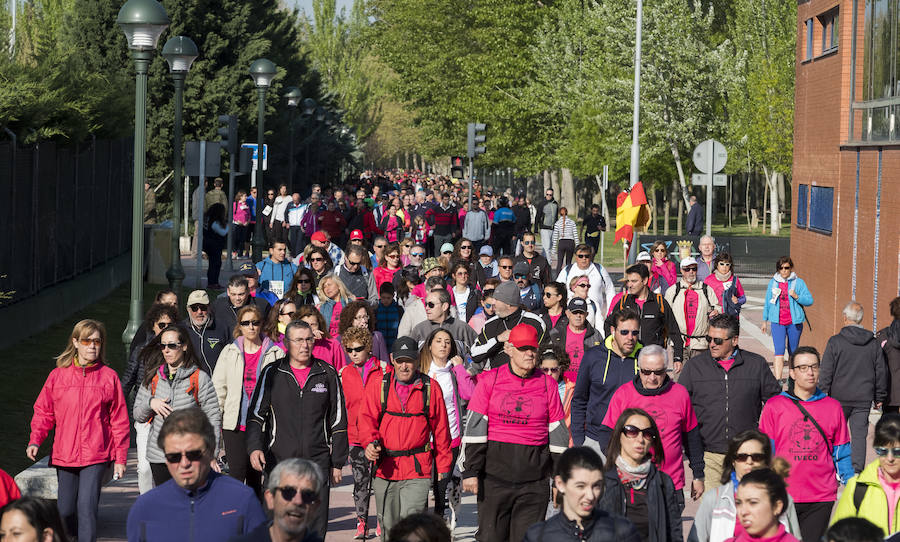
627, 0, 643, 265
284, 87, 302, 193
162, 35, 199, 295
249, 58, 277, 263
117, 0, 169, 350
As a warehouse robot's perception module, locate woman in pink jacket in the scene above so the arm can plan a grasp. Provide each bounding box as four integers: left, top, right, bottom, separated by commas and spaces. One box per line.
650, 241, 677, 287
27, 319, 130, 542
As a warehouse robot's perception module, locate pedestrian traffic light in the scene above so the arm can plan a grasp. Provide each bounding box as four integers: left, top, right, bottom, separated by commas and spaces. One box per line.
217, 114, 238, 156
451, 156, 465, 179
467, 122, 486, 158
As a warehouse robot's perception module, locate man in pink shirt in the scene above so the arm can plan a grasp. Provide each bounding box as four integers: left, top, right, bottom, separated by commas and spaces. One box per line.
599, 344, 705, 511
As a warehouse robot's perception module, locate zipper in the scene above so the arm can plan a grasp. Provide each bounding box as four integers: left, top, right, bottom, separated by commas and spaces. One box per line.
189, 498, 195, 542
724, 372, 730, 442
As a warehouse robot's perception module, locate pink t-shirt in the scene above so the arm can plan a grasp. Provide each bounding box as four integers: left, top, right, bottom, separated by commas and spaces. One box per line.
243, 348, 262, 400
313, 338, 347, 370
778, 282, 792, 325
549, 313, 563, 328
880, 468, 900, 529
718, 356, 736, 372
564, 328, 586, 382
467, 365, 565, 446
290, 365, 312, 389
329, 303, 344, 337
683, 289, 699, 346
600, 381, 698, 489
758, 394, 850, 502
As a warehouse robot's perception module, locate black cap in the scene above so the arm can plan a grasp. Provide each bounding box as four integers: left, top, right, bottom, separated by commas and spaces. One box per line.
568, 298, 588, 313
391, 337, 419, 361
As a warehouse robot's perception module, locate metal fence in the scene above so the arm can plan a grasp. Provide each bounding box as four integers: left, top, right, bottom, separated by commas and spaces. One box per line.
0, 138, 133, 304
637, 235, 791, 278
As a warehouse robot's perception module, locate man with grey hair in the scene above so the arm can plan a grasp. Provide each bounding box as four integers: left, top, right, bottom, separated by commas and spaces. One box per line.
334, 244, 378, 304
598, 344, 706, 510
696, 235, 717, 281
409, 288, 477, 354
229, 458, 325, 542
819, 301, 888, 473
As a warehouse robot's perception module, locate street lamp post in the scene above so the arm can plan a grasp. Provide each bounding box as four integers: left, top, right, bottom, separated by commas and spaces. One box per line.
284, 87, 302, 193
249, 58, 277, 263
627, 0, 643, 264
162, 35, 199, 296
117, 0, 169, 350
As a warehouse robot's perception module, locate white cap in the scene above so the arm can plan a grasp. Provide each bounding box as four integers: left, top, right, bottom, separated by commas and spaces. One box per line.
636, 251, 651, 262
679, 256, 698, 268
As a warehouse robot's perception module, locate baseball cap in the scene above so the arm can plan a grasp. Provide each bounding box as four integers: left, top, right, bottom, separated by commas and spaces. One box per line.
391, 336, 419, 361
310, 231, 328, 243
680, 256, 698, 268
513, 261, 530, 276
636, 251, 652, 262
440, 242, 454, 254
479, 246, 493, 257
187, 290, 210, 305
239, 262, 258, 276
492, 281, 521, 307
568, 298, 588, 313
350, 230, 364, 241
508, 324, 539, 349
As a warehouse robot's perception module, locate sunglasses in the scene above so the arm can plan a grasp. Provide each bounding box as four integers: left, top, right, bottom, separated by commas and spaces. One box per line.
717, 262, 732, 267
309, 257, 325, 262
734, 452, 767, 463
275, 486, 320, 504
618, 329, 641, 337
576, 283, 590, 289
425, 301, 440, 308
514, 274, 528, 279
875, 447, 900, 458
544, 292, 557, 298
345, 345, 366, 353
442, 251, 453, 255
347, 260, 363, 266
154, 321, 172, 329
240, 320, 261, 327
160, 342, 182, 350
541, 367, 560, 374
623, 425, 656, 440
523, 241, 535, 245
654, 248, 667, 252
410, 252, 425, 257
705, 335, 732, 345
297, 279, 311, 284
780, 266, 792, 271
460, 245, 473, 250
387, 254, 400, 259
484, 303, 494, 310
640, 368, 666, 376
499, 265, 513, 269
576, 254, 591, 259
682, 266, 698, 272
280, 310, 297, 317
164, 449, 205, 463
189, 304, 208, 312
78, 338, 102, 346
482, 290, 495, 298
375, 244, 387, 249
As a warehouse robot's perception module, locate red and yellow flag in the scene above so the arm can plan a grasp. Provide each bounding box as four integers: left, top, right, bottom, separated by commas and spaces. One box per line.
614, 182, 650, 245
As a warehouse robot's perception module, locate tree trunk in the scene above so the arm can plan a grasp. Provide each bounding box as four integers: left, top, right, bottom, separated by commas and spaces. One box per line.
767, 169, 781, 236
762, 166, 769, 235
676, 190, 684, 236
669, 140, 691, 208
544, 169, 551, 192
650, 187, 658, 234
550, 169, 561, 205
745, 171, 752, 229
561, 168, 576, 217
663, 183, 671, 235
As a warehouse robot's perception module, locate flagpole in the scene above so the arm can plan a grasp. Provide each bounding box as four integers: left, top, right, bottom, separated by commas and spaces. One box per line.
627, 0, 643, 267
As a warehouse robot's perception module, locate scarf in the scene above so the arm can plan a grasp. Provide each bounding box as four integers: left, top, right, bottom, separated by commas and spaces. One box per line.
714, 270, 732, 281
616, 455, 651, 490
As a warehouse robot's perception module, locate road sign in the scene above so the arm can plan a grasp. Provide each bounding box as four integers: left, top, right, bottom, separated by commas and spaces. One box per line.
184, 141, 221, 177
693, 139, 727, 174
691, 173, 727, 187
241, 143, 268, 171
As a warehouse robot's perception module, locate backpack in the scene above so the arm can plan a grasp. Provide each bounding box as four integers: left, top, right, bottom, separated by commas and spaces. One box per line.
148, 370, 201, 422
563, 263, 608, 292
378, 373, 434, 475
618, 292, 668, 344
853, 482, 868, 513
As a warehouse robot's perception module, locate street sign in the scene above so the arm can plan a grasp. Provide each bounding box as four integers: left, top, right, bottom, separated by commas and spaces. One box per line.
241, 143, 268, 171
691, 173, 727, 187
692, 139, 727, 174
184, 141, 221, 177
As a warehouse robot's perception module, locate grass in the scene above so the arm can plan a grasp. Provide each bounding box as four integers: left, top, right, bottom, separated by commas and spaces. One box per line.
0, 281, 178, 475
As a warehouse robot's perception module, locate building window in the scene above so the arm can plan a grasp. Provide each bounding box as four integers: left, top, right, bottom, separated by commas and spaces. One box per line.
853, 0, 897, 141
797, 184, 809, 228
806, 18, 814, 60
820, 9, 839, 53
809, 186, 834, 234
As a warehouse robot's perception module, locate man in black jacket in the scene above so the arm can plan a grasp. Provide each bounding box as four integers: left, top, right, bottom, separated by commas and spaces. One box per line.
211, 275, 270, 336
582, 204, 606, 259
534, 188, 559, 259
512, 196, 532, 254
247, 321, 349, 538
686, 195, 704, 237
180, 290, 230, 374
514, 231, 551, 286
678, 314, 780, 491
470, 281, 546, 374
819, 301, 888, 473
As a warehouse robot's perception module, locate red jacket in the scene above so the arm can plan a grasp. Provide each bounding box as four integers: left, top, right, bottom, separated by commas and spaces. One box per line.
0, 469, 20, 508
358, 372, 452, 480
339, 357, 390, 447
30, 363, 130, 467
363, 211, 382, 239
317, 209, 347, 241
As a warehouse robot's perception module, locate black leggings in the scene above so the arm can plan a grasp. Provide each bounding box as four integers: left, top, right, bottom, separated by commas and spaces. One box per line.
222, 429, 262, 494
556, 239, 575, 273
432, 446, 460, 516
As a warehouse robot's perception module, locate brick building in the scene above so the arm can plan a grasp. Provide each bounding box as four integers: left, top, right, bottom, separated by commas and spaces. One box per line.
793, 0, 900, 346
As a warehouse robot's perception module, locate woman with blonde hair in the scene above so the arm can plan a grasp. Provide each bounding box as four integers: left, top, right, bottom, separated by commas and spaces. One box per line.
297, 305, 346, 369
317, 273, 353, 337
212, 305, 284, 492
28, 320, 130, 542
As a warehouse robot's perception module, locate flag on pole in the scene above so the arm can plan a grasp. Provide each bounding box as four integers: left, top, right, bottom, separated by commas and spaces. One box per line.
614, 182, 650, 245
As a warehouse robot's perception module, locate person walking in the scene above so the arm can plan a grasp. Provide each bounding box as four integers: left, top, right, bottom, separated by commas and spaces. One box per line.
556, 244, 616, 318
649, 241, 677, 289
878, 297, 900, 414
28, 320, 129, 542
664, 257, 722, 362
729, 469, 801, 542
552, 207, 578, 273
703, 252, 746, 319
181, 290, 231, 375
461, 202, 491, 253
203, 203, 228, 289
686, 195, 703, 237
582, 204, 606, 260
761, 256, 814, 382
819, 302, 888, 474
534, 188, 559, 260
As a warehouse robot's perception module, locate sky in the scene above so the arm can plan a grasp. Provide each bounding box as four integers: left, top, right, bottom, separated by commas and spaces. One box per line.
291, 0, 355, 19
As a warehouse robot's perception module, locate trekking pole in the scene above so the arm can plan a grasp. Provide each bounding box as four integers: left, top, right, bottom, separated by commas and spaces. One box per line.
367, 439, 381, 495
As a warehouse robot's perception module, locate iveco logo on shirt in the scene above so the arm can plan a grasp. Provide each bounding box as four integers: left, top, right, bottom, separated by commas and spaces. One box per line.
311, 382, 328, 393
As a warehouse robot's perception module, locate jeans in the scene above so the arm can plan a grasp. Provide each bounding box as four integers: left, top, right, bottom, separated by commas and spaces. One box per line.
57, 462, 107, 542
842, 404, 871, 473
289, 226, 304, 259
540, 228, 554, 259
771, 322, 803, 357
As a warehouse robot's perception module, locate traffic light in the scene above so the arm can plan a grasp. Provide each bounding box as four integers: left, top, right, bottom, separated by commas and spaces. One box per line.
217, 114, 238, 156
450, 156, 465, 179
467, 122, 486, 158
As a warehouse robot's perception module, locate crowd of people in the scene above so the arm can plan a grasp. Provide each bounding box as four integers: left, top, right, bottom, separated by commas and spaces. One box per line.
7, 170, 900, 542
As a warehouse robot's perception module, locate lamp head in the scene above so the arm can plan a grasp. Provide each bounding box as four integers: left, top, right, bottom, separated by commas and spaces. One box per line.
249, 58, 278, 88
117, 0, 170, 52
284, 86, 302, 107
301, 98, 317, 117
161, 36, 199, 73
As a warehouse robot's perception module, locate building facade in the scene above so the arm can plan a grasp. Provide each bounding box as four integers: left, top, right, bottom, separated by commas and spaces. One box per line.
793, 0, 900, 345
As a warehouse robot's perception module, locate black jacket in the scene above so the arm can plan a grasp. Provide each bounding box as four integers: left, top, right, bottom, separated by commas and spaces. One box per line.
545, 322, 604, 354
180, 316, 230, 374
210, 296, 270, 338
598, 464, 682, 542
470, 309, 546, 373
583, 214, 607, 236
819, 325, 888, 407
227, 521, 322, 542
877, 322, 900, 407
123, 326, 155, 399
678, 348, 781, 453
607, 292, 684, 363
246, 358, 349, 470
513, 205, 532, 235
515, 253, 552, 286
686, 203, 703, 236
523, 508, 641, 542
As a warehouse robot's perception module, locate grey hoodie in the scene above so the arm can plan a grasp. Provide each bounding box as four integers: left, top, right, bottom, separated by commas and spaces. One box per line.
819, 325, 888, 406
462, 209, 490, 242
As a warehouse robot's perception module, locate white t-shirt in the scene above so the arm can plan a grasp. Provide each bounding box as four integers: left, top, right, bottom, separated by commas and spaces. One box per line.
453, 286, 470, 320
428, 363, 460, 439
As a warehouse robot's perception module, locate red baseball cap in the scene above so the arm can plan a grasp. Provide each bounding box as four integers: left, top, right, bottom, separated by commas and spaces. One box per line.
350, 230, 364, 240
310, 231, 328, 243
508, 324, 539, 349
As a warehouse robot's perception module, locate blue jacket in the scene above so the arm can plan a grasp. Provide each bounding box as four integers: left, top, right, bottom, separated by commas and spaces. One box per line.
492, 206, 516, 224
762, 273, 814, 324
127, 472, 266, 542
570, 335, 642, 445
256, 258, 298, 293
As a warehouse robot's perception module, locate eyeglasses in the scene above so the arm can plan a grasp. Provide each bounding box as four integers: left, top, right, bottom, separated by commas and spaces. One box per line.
375, 244, 387, 249
79, 338, 102, 346
514, 274, 527, 279
297, 279, 311, 284
240, 320, 261, 327
160, 342, 182, 351
705, 335, 732, 345
456, 271, 469, 276
189, 304, 209, 312
288, 337, 316, 344
309, 257, 325, 262
274, 486, 320, 504
875, 447, 900, 458
576, 254, 591, 259
347, 259, 362, 266
345, 345, 367, 353
640, 368, 666, 376
387, 254, 400, 259
482, 289, 495, 298
411, 252, 425, 257
792, 363, 820, 373
682, 266, 698, 272
425, 301, 440, 308
280, 310, 297, 317
541, 367, 560, 374
623, 425, 656, 440
780, 265, 792, 270
618, 329, 641, 337
734, 452, 767, 463
154, 321, 172, 329
654, 248, 667, 253
717, 262, 732, 267
523, 241, 535, 245
164, 449, 205, 463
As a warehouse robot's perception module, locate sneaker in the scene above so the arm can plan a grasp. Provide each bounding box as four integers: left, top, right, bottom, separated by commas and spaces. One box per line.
354, 517, 367, 540
376, 521, 381, 538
